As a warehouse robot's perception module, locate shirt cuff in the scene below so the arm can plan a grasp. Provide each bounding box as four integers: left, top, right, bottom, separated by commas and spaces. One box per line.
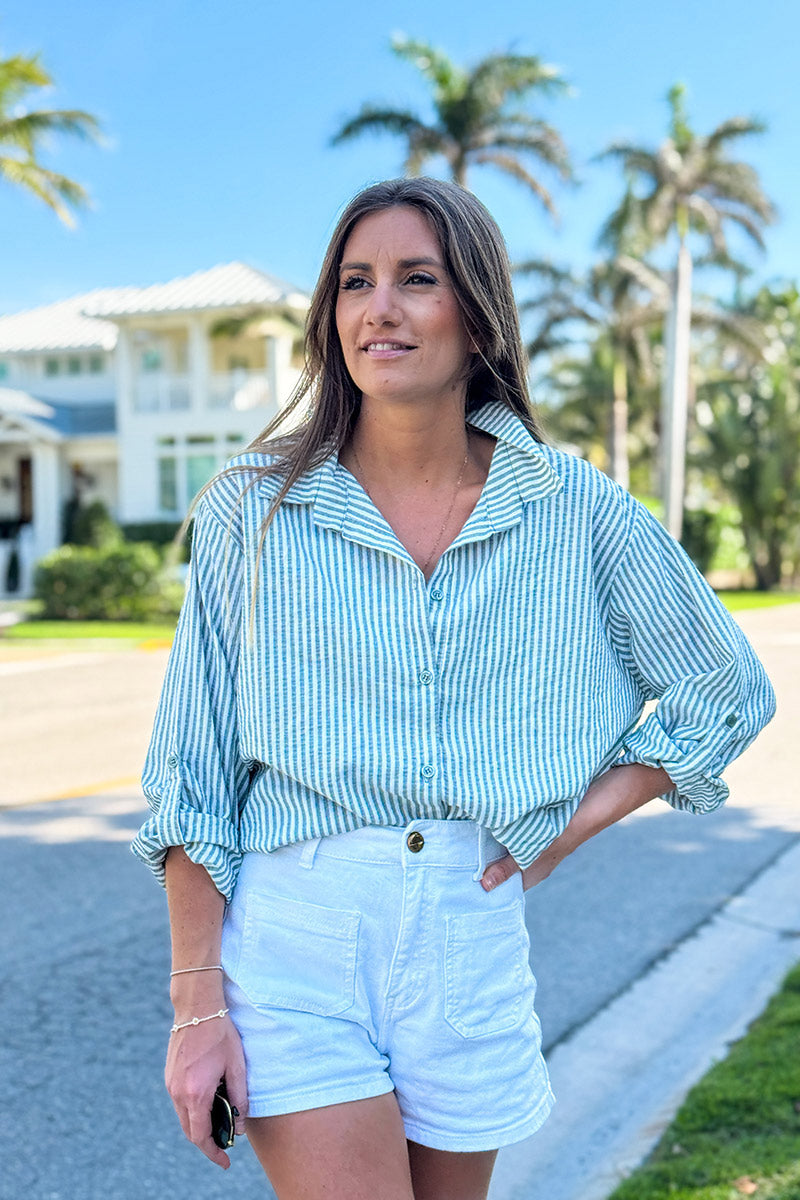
615, 716, 730, 814
130, 788, 242, 902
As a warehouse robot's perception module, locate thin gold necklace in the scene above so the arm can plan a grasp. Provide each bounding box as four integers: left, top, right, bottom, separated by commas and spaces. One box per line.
351, 438, 470, 576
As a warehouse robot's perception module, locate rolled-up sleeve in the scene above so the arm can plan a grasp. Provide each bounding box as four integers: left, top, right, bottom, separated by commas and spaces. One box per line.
131, 490, 250, 901
608, 502, 776, 812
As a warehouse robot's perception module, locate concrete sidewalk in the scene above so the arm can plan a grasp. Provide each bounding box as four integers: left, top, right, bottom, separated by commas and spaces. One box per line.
489, 836, 800, 1200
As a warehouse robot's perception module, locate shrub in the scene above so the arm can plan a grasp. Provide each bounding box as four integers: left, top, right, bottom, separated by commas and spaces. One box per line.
34, 542, 184, 621
121, 520, 192, 562
63, 497, 123, 550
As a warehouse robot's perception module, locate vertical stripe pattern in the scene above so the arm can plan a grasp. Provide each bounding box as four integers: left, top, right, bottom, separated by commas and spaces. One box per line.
132, 403, 776, 901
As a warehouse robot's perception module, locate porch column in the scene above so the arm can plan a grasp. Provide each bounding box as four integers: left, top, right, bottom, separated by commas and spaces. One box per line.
188, 316, 209, 410
31, 440, 61, 565
265, 334, 292, 415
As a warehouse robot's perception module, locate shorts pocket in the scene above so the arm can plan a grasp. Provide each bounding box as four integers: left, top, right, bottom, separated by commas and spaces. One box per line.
235, 890, 361, 1017
444, 898, 532, 1039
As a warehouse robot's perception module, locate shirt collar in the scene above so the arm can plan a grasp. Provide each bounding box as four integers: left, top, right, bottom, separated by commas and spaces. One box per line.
257, 402, 563, 551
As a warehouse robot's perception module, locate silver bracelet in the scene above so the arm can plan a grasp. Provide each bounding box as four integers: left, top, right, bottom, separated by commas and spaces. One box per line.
170, 1008, 229, 1035
170, 964, 223, 978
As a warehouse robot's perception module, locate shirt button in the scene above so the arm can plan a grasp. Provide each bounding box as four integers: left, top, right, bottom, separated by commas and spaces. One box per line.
419, 669, 434, 685
421, 764, 437, 780
167, 754, 179, 768
430, 588, 444, 601
406, 831, 425, 853
725, 713, 739, 728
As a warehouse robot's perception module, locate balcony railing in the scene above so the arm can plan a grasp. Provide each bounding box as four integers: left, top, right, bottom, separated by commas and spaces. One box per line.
207, 371, 271, 411
133, 374, 191, 412
133, 371, 271, 413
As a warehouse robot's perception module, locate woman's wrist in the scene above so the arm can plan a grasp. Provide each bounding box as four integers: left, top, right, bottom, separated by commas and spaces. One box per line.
170, 972, 226, 1013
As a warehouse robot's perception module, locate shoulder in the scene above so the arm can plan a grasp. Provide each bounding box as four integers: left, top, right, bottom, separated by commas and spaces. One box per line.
535, 443, 639, 547
195, 451, 276, 530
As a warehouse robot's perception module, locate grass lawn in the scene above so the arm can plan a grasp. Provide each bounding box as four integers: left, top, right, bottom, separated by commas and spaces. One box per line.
716, 592, 800, 612
1, 591, 798, 649
607, 962, 800, 1200
2, 618, 176, 642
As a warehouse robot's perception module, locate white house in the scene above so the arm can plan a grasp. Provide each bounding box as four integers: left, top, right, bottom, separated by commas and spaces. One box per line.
0, 262, 308, 598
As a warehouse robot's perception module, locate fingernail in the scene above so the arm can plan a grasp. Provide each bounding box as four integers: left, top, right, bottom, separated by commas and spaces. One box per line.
483, 874, 495, 891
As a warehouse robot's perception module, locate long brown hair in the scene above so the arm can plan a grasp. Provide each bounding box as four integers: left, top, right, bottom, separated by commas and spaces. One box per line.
174, 177, 544, 638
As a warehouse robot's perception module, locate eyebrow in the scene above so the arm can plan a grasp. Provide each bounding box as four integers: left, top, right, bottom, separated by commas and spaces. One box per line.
339, 256, 443, 272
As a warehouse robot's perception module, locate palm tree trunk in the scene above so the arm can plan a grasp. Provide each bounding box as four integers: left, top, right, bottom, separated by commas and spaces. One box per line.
610, 356, 630, 489
451, 154, 468, 187
661, 240, 692, 539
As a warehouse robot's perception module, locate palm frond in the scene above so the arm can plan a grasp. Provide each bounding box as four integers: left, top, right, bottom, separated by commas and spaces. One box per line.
469, 54, 569, 102
390, 36, 466, 95
0, 108, 102, 155
0, 53, 50, 105
0, 154, 88, 225
471, 126, 572, 176
330, 106, 428, 146
471, 149, 556, 215
704, 115, 767, 153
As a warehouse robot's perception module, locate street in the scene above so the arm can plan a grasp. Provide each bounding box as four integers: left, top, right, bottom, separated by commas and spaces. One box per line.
1, 604, 798, 1200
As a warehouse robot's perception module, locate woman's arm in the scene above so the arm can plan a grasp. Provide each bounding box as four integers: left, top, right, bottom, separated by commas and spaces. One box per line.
164, 848, 248, 1169
481, 763, 672, 891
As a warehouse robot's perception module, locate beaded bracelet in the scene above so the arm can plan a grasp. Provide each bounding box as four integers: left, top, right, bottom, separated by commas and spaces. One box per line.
170, 1008, 229, 1035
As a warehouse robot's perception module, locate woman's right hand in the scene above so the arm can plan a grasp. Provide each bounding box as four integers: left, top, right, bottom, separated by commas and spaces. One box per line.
165, 993, 248, 1169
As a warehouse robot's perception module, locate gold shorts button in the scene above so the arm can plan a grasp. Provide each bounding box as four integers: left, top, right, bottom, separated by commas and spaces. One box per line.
406, 831, 425, 853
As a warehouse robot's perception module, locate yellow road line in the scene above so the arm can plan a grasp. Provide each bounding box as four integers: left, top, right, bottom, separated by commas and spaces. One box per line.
2, 776, 141, 808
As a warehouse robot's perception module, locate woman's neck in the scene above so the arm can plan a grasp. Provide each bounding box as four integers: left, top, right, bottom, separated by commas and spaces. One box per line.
346, 397, 472, 486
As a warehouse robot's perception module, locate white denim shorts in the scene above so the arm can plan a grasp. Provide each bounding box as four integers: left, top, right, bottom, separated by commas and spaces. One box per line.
220, 819, 555, 1152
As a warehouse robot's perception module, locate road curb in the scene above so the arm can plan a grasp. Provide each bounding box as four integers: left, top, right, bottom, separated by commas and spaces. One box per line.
489, 836, 800, 1200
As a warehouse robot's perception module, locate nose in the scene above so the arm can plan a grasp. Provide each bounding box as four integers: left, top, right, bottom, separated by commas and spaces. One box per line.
364, 281, 401, 327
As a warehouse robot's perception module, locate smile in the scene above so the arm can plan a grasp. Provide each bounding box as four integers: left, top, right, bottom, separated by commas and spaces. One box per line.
362, 341, 415, 354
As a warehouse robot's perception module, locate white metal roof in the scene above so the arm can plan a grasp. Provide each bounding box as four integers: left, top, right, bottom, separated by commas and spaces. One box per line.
82, 261, 308, 318
0, 290, 122, 354
0, 262, 309, 354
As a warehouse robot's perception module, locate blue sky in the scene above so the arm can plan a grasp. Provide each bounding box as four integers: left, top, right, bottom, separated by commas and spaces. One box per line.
2, 0, 798, 315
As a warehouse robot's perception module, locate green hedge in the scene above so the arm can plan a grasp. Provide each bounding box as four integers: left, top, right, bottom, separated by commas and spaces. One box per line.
34, 542, 185, 621
121, 520, 193, 560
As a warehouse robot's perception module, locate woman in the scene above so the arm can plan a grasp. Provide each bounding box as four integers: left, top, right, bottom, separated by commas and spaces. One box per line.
133, 177, 775, 1200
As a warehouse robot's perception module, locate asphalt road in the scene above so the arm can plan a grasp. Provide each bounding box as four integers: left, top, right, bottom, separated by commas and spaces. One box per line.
1, 604, 797, 1200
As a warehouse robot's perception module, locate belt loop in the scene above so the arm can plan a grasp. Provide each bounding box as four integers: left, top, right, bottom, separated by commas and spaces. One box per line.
299, 836, 322, 869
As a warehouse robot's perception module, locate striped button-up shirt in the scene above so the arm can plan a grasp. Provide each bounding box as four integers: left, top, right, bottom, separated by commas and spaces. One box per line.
132, 402, 775, 901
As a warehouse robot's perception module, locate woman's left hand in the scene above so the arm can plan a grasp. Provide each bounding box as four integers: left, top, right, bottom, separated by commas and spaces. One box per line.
480, 843, 564, 893
479, 763, 675, 893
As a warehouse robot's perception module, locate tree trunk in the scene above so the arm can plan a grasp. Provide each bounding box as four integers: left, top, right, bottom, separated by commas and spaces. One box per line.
609, 356, 630, 489
661, 240, 692, 539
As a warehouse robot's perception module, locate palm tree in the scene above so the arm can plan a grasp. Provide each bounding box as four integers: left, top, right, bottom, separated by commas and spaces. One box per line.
694, 284, 800, 589
598, 84, 775, 537
331, 36, 572, 217
518, 253, 666, 488
518, 248, 761, 490
0, 49, 101, 226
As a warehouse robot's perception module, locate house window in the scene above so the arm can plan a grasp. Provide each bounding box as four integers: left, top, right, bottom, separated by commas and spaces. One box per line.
186, 454, 217, 502
228, 355, 250, 371
158, 458, 178, 512
0, 361, 7, 380
67, 356, 82, 375
141, 349, 163, 371
45, 358, 61, 376
89, 354, 104, 373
